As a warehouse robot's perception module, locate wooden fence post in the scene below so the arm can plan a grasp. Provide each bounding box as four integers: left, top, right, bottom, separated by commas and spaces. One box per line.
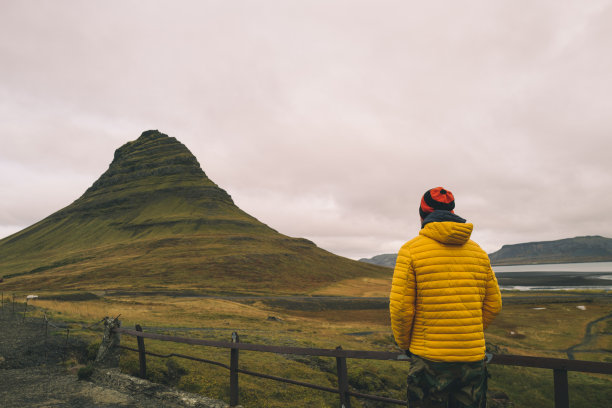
43, 313, 49, 361
230, 332, 240, 407
136, 324, 147, 379
553, 368, 569, 408
62, 328, 70, 363
335, 346, 351, 408
43, 313, 49, 338
22, 298, 28, 322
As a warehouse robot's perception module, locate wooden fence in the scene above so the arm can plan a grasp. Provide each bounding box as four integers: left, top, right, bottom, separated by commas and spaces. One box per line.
113, 326, 612, 408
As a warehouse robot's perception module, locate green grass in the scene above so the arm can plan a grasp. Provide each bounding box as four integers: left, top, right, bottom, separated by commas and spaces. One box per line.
18, 291, 612, 408
488, 365, 612, 408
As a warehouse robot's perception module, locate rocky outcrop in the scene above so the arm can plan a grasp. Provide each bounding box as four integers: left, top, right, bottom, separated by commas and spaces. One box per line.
361, 236, 612, 267
358, 254, 396, 268
91, 368, 230, 408
488, 236, 612, 265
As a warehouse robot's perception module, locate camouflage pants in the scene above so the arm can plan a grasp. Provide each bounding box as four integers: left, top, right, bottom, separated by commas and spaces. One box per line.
406, 355, 488, 408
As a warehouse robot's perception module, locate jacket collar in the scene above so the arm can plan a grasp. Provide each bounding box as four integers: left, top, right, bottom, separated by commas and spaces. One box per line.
420, 210, 473, 245
421, 210, 466, 227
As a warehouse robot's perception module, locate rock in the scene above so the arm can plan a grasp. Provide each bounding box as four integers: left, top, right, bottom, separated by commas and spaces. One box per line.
92, 368, 229, 407
488, 389, 514, 407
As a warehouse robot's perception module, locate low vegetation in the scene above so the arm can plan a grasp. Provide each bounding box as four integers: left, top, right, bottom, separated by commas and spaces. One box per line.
7, 286, 610, 408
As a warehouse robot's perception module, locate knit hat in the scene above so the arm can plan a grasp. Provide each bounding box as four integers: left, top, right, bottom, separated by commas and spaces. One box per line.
419, 187, 455, 219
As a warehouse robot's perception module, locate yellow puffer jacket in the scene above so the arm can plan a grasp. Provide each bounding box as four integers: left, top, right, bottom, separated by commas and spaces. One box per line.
390, 220, 502, 362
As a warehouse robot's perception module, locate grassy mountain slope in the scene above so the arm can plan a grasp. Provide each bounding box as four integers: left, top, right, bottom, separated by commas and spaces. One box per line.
0, 130, 388, 294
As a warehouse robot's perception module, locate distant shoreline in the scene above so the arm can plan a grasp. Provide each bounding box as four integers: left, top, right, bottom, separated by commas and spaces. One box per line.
491, 259, 612, 267
496, 271, 612, 288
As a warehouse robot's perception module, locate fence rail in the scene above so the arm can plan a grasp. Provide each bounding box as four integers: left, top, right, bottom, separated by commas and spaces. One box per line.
113, 326, 612, 408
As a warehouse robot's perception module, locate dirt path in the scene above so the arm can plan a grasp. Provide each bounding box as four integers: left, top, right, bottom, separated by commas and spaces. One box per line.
0, 366, 231, 408
0, 311, 230, 408
564, 310, 612, 359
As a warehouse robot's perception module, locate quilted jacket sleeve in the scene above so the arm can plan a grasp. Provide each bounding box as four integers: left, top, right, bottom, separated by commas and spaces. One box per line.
482, 266, 502, 329
389, 246, 416, 350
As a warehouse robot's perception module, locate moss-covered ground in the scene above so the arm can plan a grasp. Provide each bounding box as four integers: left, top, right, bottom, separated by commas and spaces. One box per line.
5, 288, 610, 408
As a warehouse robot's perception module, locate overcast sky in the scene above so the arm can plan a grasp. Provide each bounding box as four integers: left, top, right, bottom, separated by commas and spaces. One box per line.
1, 1, 611, 260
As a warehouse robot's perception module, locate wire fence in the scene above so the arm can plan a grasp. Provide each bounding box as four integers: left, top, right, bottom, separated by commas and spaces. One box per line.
113, 324, 612, 408
0, 294, 103, 369
3, 293, 612, 408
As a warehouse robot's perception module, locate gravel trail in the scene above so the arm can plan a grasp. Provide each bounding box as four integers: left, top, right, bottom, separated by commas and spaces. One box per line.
0, 310, 229, 407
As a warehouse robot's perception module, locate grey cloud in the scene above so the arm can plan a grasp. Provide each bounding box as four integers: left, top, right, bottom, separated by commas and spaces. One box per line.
1, 1, 611, 259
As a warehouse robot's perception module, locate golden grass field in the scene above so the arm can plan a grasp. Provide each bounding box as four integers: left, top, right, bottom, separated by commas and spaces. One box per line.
7, 276, 612, 408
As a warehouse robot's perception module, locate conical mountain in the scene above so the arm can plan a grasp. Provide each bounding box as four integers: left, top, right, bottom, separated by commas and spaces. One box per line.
0, 130, 388, 294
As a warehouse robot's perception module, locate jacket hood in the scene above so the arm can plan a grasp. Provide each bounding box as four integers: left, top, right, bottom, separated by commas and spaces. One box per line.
420, 210, 473, 245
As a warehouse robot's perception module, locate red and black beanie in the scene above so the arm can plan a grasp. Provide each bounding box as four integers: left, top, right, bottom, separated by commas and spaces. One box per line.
419, 187, 455, 219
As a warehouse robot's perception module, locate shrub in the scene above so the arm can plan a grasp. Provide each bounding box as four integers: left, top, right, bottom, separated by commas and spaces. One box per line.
86, 341, 101, 362
163, 358, 188, 386
78, 364, 95, 381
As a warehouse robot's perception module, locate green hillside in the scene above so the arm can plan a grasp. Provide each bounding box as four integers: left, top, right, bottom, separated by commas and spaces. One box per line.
0, 130, 388, 294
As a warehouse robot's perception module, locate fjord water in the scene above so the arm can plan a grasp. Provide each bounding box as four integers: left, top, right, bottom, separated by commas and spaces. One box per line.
493, 261, 612, 291
494, 261, 612, 273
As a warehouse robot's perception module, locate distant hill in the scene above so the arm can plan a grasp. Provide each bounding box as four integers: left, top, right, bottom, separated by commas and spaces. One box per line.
487, 235, 612, 265
358, 254, 395, 268
0, 130, 389, 294
360, 236, 612, 267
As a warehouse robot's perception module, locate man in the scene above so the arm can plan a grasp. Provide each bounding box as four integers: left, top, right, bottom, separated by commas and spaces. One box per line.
390, 187, 502, 408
